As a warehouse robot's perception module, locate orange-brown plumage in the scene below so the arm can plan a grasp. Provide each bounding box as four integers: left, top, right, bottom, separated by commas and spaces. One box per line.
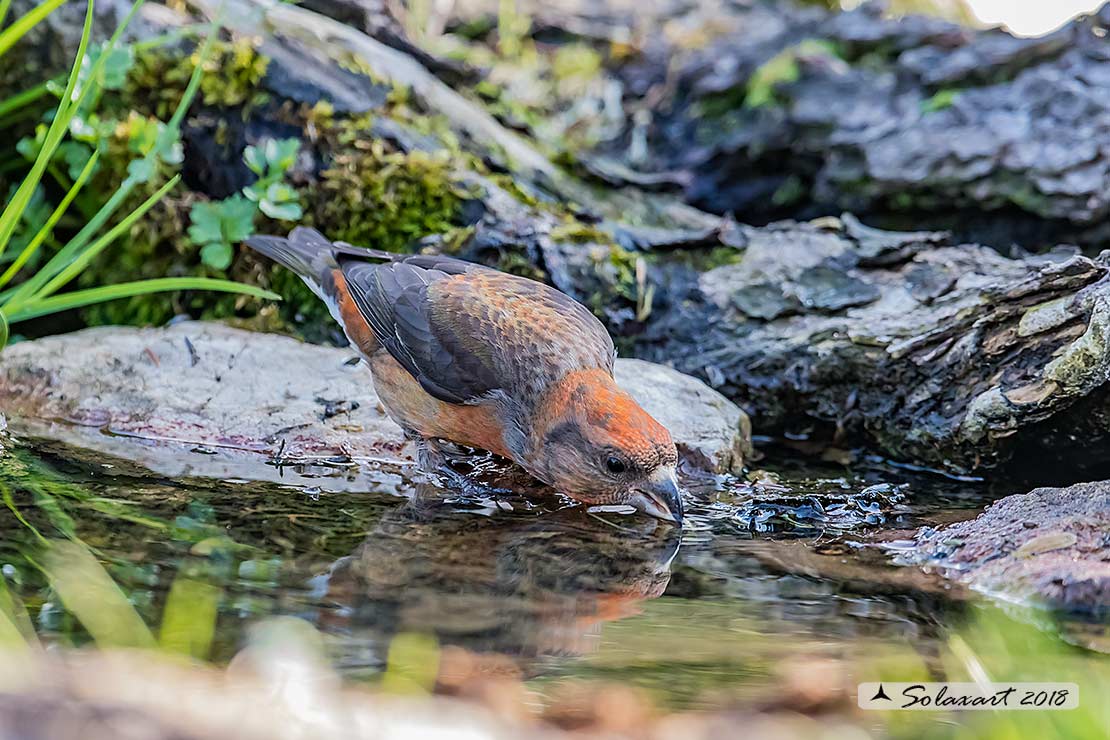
246, 227, 682, 523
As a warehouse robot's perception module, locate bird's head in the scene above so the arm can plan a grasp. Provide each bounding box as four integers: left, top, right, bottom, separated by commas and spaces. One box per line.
531, 369, 682, 525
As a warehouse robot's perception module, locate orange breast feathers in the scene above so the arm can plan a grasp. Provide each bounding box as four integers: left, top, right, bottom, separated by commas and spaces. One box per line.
368, 352, 512, 459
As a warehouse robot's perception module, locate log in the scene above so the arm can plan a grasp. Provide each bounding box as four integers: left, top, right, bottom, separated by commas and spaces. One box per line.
592, 0, 1110, 250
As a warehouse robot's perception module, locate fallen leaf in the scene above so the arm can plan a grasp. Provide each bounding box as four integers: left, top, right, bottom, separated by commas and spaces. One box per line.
1013, 531, 1077, 559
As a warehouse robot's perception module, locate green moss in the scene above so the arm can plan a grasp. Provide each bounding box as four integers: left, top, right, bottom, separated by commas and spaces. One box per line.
495, 251, 546, 281
771, 174, 807, 207
121, 38, 269, 120
605, 243, 643, 303
77, 41, 272, 328
745, 39, 841, 108
309, 140, 468, 251
696, 39, 843, 117
549, 220, 613, 245
920, 88, 960, 113
551, 44, 603, 83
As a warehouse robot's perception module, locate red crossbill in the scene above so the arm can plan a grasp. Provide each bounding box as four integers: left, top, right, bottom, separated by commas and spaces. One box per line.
246, 227, 682, 524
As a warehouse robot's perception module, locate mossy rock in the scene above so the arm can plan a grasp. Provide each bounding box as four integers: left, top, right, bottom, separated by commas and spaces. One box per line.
307, 140, 470, 251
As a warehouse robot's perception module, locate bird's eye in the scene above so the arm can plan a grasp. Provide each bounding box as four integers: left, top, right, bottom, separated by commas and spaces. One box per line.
605, 455, 627, 475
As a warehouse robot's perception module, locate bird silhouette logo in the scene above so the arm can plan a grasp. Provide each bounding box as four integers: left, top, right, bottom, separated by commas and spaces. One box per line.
871, 684, 892, 701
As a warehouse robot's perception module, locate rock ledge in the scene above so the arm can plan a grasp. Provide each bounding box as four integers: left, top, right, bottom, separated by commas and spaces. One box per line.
0, 322, 750, 485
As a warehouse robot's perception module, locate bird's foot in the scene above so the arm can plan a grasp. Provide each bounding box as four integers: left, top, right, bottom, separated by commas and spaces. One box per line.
409, 434, 513, 503
430, 463, 515, 503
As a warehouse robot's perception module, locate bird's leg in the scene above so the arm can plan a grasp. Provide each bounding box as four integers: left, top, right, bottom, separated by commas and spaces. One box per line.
410, 431, 449, 472
407, 431, 512, 500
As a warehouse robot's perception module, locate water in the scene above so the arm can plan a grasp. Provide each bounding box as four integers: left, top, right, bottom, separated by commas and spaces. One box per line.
0, 432, 1011, 710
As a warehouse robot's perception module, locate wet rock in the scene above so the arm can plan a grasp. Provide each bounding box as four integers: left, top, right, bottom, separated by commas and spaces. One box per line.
0, 322, 750, 484
637, 217, 1110, 476
907, 481, 1110, 614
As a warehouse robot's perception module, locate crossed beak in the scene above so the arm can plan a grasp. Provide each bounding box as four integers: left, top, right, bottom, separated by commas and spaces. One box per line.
631, 465, 684, 526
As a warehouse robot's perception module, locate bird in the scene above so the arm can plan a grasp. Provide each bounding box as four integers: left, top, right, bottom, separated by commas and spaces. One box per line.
245, 227, 683, 525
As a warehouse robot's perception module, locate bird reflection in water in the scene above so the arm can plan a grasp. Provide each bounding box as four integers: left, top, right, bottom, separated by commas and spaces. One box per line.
316, 485, 681, 679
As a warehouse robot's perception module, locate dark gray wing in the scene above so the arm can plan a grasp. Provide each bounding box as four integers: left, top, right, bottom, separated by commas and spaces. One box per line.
340, 256, 503, 404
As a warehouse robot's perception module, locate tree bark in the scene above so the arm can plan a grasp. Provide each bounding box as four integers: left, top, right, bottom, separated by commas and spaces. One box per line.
594, 1, 1110, 251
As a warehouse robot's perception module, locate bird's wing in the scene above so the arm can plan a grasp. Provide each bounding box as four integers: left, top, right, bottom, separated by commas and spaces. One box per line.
337, 253, 615, 405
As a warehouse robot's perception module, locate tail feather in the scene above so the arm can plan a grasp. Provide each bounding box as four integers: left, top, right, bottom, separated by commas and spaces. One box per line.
244, 227, 334, 279
245, 227, 399, 279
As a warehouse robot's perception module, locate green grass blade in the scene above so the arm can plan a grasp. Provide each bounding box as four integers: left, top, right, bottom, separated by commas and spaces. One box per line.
0, 0, 95, 258
0, 578, 35, 644
0, 149, 100, 290
44, 540, 156, 649
35, 175, 181, 299
0, 0, 145, 259
8, 5, 207, 299
0, 605, 25, 650
0, 0, 67, 59
166, 16, 219, 136
159, 576, 220, 659
0, 77, 56, 120
6, 180, 135, 305
4, 278, 280, 323
0, 0, 13, 31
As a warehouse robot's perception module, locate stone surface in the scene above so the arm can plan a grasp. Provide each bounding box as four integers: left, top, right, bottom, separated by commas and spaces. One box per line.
637, 216, 1110, 476
614, 358, 750, 475
0, 322, 750, 486
906, 482, 1110, 614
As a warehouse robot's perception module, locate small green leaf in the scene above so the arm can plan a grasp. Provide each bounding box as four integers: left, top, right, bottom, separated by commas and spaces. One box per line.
126, 156, 156, 184
221, 194, 258, 241
200, 241, 233, 270
57, 141, 95, 180
187, 201, 225, 245
188, 195, 257, 249
921, 88, 960, 114
127, 115, 161, 155
265, 181, 297, 203
100, 44, 134, 89
15, 127, 44, 161
68, 113, 99, 142
80, 42, 136, 92
270, 138, 300, 170
259, 200, 302, 221
152, 125, 182, 164
162, 140, 184, 165
243, 145, 265, 175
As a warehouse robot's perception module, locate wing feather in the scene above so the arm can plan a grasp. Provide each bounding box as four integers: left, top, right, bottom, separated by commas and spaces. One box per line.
337, 248, 614, 406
